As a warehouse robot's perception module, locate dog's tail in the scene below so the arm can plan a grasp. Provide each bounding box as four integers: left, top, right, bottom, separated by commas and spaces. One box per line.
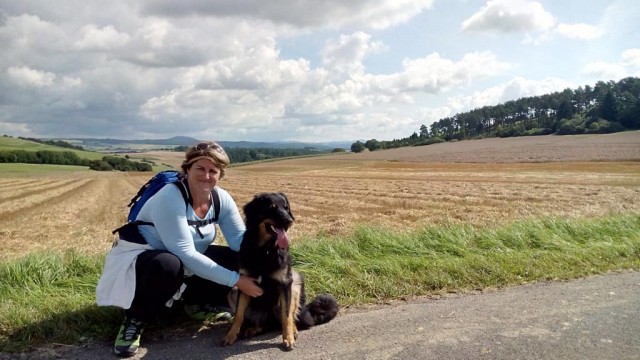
297, 294, 339, 330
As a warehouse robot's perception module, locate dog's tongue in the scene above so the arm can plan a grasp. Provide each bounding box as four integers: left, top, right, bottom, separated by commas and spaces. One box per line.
276, 228, 290, 249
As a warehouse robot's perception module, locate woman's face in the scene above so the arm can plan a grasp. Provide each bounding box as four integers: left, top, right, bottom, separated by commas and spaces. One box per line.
187, 158, 221, 193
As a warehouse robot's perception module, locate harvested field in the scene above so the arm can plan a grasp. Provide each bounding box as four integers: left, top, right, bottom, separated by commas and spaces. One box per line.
0, 132, 638, 260
338, 131, 640, 163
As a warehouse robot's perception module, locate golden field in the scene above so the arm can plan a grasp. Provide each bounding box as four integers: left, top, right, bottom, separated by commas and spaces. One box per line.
1, 132, 639, 261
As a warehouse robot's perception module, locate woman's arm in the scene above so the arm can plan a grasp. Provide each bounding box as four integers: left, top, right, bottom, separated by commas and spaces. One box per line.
143, 186, 240, 287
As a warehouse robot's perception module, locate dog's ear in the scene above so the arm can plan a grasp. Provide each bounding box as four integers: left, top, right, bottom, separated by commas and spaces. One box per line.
243, 194, 265, 222
278, 192, 295, 221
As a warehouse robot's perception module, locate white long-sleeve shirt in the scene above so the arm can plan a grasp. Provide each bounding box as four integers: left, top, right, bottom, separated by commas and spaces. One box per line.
96, 183, 245, 309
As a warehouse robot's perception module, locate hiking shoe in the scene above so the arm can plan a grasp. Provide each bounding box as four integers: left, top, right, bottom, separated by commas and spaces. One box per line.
184, 303, 233, 322
113, 317, 144, 357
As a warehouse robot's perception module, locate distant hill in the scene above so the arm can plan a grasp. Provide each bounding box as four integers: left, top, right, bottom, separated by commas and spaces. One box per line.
51, 136, 353, 152
0, 135, 105, 160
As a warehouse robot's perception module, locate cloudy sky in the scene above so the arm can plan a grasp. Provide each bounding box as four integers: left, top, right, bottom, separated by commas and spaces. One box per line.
1, 0, 638, 143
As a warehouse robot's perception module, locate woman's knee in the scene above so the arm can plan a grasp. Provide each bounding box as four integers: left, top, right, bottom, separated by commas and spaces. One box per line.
150, 251, 184, 278
137, 250, 184, 279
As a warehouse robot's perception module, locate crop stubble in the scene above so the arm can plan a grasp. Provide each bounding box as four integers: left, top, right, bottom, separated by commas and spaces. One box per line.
1, 159, 638, 261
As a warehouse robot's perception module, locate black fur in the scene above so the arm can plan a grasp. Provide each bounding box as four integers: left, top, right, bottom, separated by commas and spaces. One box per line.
223, 192, 338, 347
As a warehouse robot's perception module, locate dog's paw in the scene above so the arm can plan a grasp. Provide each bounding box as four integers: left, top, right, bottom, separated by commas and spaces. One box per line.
221, 333, 237, 347
243, 326, 262, 339
283, 337, 295, 351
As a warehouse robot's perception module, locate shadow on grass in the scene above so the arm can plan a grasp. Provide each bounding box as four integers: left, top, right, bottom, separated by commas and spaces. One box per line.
1, 302, 291, 359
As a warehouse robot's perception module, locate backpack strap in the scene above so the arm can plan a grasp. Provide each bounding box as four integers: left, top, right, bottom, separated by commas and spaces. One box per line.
174, 178, 190, 208
183, 186, 220, 238
176, 179, 220, 221
114, 179, 221, 240
211, 187, 220, 222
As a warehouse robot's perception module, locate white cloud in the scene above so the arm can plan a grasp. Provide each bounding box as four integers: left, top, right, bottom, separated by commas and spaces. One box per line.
321, 32, 386, 74
73, 24, 129, 51
621, 48, 640, 67
462, 0, 555, 34
0, 14, 69, 57
142, 0, 434, 30
579, 48, 640, 80
0, 0, 637, 141
580, 62, 628, 80
393, 51, 511, 92
555, 23, 603, 40
453, 76, 576, 111
6, 66, 56, 87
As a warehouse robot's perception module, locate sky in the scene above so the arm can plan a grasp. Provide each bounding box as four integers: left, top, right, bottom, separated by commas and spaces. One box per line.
0, 0, 638, 143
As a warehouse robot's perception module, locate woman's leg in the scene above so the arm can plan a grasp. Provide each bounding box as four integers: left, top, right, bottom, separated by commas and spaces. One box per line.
115, 250, 184, 356
182, 245, 238, 308
126, 250, 184, 321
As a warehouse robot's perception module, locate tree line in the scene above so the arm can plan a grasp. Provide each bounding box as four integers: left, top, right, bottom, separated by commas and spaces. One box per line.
17, 137, 85, 150
173, 145, 330, 163
0, 150, 151, 171
351, 77, 640, 152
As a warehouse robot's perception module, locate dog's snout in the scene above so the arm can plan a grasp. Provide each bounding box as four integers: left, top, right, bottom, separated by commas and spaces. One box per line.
280, 208, 293, 220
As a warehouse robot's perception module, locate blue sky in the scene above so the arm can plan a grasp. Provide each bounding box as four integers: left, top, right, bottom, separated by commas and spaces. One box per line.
0, 0, 638, 142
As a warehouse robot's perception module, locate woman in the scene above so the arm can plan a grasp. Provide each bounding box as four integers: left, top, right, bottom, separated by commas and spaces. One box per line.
96, 141, 262, 357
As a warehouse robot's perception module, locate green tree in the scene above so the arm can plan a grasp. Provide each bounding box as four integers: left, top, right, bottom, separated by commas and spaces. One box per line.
419, 124, 430, 138
350, 141, 365, 153
364, 139, 382, 151
600, 91, 619, 122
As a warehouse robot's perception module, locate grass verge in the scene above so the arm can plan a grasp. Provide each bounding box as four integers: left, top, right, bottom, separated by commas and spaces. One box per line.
1, 212, 639, 352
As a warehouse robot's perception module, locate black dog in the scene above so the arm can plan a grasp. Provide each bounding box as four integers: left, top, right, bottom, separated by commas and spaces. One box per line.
222, 192, 339, 350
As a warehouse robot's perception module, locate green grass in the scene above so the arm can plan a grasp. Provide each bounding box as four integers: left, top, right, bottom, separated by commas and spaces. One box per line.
0, 136, 105, 161
293, 214, 640, 303
1, 213, 639, 352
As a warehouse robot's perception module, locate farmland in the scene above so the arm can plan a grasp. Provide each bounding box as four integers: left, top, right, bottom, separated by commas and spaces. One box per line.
1, 132, 638, 261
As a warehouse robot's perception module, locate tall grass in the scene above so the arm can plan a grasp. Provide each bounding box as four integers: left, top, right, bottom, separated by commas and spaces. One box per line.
292, 213, 640, 302
1, 213, 639, 352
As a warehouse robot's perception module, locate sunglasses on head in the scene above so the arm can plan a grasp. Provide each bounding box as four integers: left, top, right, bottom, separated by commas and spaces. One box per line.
195, 142, 224, 154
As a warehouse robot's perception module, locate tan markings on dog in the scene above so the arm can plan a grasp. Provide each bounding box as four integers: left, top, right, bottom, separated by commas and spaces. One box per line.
222, 292, 251, 346
290, 273, 303, 340
226, 288, 238, 314
291, 271, 303, 325
270, 267, 289, 283
257, 220, 274, 247
279, 283, 301, 350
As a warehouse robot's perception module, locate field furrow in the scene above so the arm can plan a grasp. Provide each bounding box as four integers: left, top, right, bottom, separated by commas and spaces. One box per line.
1, 148, 639, 260
0, 179, 30, 189
0, 178, 94, 220
0, 172, 143, 259
0, 179, 82, 202
221, 163, 640, 241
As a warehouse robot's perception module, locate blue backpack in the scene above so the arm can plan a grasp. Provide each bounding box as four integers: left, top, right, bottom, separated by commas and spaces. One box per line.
113, 170, 220, 240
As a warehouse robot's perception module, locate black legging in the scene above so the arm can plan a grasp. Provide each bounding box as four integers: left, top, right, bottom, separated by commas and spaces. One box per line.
125, 245, 239, 321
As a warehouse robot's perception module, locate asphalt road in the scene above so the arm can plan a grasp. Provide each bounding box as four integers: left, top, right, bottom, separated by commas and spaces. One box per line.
9, 271, 640, 360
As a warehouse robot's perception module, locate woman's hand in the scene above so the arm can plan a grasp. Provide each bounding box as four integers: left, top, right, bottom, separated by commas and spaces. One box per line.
235, 274, 263, 297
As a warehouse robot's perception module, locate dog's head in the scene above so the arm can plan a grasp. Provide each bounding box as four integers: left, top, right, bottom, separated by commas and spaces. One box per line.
243, 192, 295, 249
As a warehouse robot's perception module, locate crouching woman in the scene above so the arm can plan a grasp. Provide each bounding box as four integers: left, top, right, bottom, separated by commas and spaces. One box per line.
96, 142, 262, 357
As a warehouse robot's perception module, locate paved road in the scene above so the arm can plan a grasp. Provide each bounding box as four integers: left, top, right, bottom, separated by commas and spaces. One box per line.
10, 271, 640, 360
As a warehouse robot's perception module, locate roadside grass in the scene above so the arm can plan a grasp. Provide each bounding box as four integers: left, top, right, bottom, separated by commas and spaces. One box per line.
1, 212, 639, 353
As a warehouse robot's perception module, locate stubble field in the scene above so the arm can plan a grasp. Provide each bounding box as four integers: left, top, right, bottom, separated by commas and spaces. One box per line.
1, 132, 639, 261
